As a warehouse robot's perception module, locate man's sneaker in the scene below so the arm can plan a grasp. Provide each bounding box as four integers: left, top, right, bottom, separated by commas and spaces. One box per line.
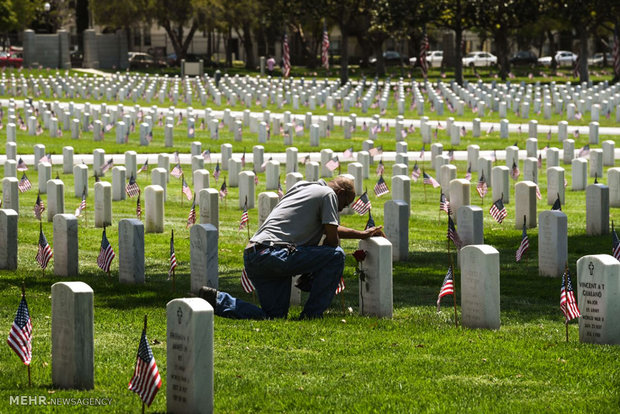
198, 286, 218, 309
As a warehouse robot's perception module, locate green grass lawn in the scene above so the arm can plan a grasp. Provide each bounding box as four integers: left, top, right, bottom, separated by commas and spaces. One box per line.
1, 155, 620, 412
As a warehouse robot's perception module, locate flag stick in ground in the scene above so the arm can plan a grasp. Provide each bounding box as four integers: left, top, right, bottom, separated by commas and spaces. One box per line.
171, 230, 176, 293
39, 222, 44, 278
142, 315, 147, 414
446, 238, 458, 328
245, 196, 251, 241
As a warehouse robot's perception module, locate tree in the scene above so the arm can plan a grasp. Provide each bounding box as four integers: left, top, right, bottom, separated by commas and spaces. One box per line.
472, 0, 541, 80
435, 0, 477, 85
327, 0, 364, 84
150, 0, 210, 62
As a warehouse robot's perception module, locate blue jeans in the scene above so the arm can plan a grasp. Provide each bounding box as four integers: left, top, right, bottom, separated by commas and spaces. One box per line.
243, 244, 345, 319
215, 292, 266, 320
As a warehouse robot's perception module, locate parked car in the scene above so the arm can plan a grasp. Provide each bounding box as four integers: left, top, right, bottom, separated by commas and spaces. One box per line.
426, 50, 443, 68
369, 51, 408, 65
509, 50, 537, 66
462, 51, 497, 67
588, 52, 612, 66
538, 50, 578, 67
0, 51, 23, 68
128, 52, 167, 69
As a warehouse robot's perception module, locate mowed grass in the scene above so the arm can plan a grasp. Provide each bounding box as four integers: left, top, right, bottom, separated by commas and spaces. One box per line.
0, 156, 620, 413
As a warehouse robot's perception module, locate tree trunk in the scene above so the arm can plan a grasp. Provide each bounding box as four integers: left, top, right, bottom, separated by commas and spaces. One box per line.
226, 26, 232, 67
578, 28, 589, 83
454, 27, 464, 86
242, 23, 255, 69
373, 38, 385, 77
339, 22, 349, 85
207, 30, 212, 62
546, 30, 557, 70
495, 29, 509, 81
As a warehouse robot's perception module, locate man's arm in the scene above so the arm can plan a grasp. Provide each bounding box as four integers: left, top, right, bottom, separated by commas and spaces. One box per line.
337, 225, 385, 240
324, 224, 340, 247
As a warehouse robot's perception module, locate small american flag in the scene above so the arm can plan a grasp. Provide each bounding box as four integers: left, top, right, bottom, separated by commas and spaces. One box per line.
35, 229, 53, 269
16, 158, 28, 171
423, 172, 440, 188
283, 33, 291, 77
335, 277, 346, 295
75, 192, 87, 217
376, 159, 385, 176
241, 268, 255, 293
137, 160, 149, 174
182, 175, 193, 201
325, 157, 340, 172
126, 175, 140, 198
515, 221, 529, 262
535, 185, 542, 200
34, 193, 45, 220
551, 195, 562, 211
39, 154, 51, 164
419, 145, 425, 159
537, 154, 543, 169
365, 210, 376, 230
7, 295, 33, 365
419, 32, 429, 77
440, 192, 450, 214
511, 161, 520, 180
173, 151, 180, 164
186, 196, 196, 228
613, 222, 620, 260
277, 180, 284, 198
169, 231, 177, 278
241, 150, 246, 167
170, 163, 183, 179
489, 198, 508, 224
560, 267, 581, 322
465, 165, 472, 181
368, 146, 383, 157
321, 23, 330, 70
578, 144, 590, 158
219, 180, 228, 199
411, 163, 421, 182
436, 266, 454, 311
447, 216, 461, 248
213, 162, 221, 181
99, 158, 112, 175
128, 329, 162, 407
202, 149, 211, 162
374, 175, 389, 197
97, 229, 115, 273
486, 125, 494, 135
343, 147, 354, 159
239, 200, 249, 230
351, 192, 372, 215
476, 172, 488, 198
18, 173, 32, 192
136, 194, 142, 220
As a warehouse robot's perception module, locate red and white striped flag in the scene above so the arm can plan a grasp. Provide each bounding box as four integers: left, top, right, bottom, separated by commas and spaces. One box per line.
440, 192, 450, 214
170, 163, 183, 179
128, 329, 162, 407
34, 192, 45, 220
351, 192, 372, 215
241, 268, 255, 293
411, 163, 421, 182
136, 194, 142, 220
186, 196, 196, 228
321, 23, 330, 70
283, 33, 291, 77
436, 266, 454, 311
535, 185, 542, 200
101, 158, 114, 175
489, 198, 508, 224
137, 160, 149, 174
476, 172, 488, 198
7, 295, 32, 365
126, 175, 140, 198
612, 222, 620, 261
97, 229, 115, 273
325, 157, 340, 172
169, 231, 177, 278
560, 267, 581, 322
239, 200, 249, 231
376, 160, 385, 176
35, 229, 53, 269
182, 175, 193, 201
374, 175, 389, 196
75, 191, 87, 217
335, 277, 345, 295
515, 221, 529, 262
18, 173, 32, 193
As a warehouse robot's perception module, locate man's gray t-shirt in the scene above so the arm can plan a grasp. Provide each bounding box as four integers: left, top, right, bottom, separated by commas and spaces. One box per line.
251, 180, 339, 247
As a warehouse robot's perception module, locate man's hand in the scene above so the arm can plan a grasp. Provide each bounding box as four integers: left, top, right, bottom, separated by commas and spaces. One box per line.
361, 225, 385, 239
